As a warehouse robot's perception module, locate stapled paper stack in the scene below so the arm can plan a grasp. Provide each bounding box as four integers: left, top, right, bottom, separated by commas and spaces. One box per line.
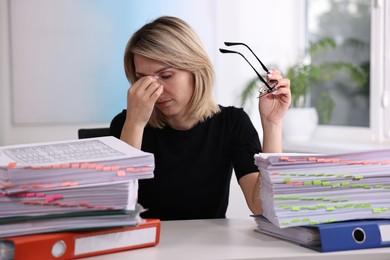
254, 149, 390, 228
0, 136, 155, 238
0, 136, 154, 193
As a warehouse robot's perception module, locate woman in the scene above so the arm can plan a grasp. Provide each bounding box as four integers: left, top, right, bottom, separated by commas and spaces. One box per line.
110, 16, 291, 220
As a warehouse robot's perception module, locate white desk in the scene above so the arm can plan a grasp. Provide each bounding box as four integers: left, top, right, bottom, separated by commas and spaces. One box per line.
84, 218, 390, 260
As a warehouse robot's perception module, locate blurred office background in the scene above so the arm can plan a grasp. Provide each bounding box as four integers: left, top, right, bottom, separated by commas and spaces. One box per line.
0, 0, 389, 217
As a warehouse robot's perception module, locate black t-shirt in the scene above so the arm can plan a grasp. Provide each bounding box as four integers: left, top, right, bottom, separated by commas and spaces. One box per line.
110, 106, 261, 220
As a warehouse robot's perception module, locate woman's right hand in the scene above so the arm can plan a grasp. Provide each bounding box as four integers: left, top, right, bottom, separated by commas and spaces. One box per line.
125, 76, 164, 128
121, 76, 163, 149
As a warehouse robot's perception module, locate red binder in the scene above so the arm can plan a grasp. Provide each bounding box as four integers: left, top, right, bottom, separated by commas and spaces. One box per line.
1, 219, 160, 260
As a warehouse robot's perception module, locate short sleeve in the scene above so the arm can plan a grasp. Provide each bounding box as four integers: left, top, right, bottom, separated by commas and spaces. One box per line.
230, 108, 262, 181
109, 109, 127, 139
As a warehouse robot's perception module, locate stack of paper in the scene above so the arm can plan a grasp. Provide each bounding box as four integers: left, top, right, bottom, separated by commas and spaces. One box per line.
254, 149, 390, 228
0, 136, 154, 193
0, 136, 155, 238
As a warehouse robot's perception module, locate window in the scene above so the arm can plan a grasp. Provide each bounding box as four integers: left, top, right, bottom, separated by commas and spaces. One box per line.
306, 0, 390, 144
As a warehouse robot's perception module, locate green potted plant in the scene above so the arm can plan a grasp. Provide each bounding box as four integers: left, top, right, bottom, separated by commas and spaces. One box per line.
240, 37, 368, 141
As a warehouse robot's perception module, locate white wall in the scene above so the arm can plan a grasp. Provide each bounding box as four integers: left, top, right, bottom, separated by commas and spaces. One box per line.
0, 0, 305, 218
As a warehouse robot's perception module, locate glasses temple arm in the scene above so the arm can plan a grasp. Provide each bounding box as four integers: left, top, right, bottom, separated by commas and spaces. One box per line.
219, 48, 273, 91
224, 42, 269, 72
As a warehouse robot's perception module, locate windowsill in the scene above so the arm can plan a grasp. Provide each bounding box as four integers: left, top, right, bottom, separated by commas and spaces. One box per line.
283, 139, 390, 154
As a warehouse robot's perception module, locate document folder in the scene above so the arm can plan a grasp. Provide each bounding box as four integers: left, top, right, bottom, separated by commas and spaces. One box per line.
253, 215, 390, 252
0, 218, 160, 260
311, 219, 390, 252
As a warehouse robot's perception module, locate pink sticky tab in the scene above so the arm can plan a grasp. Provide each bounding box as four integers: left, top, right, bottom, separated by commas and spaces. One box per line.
6, 162, 17, 168
95, 165, 104, 170
271, 171, 280, 175
111, 165, 120, 170
103, 166, 111, 171
280, 156, 289, 161
61, 163, 70, 168
117, 170, 126, 177
308, 157, 317, 161
88, 163, 97, 169
80, 163, 89, 169
26, 193, 36, 197
126, 167, 135, 172
71, 163, 80, 168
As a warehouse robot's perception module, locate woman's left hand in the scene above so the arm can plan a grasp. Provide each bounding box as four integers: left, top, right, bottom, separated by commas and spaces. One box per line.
258, 70, 291, 124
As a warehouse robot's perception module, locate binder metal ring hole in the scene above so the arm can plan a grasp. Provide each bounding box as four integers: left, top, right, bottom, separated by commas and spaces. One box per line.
352, 228, 366, 244
51, 240, 67, 258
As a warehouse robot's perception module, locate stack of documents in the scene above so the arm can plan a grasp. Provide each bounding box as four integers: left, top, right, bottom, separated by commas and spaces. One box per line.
0, 136, 154, 193
254, 149, 390, 228
0, 136, 155, 238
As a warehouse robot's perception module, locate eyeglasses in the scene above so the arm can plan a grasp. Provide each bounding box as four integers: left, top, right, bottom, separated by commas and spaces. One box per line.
219, 42, 278, 98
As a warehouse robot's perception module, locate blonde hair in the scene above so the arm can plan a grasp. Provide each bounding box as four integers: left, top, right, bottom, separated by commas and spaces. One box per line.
124, 16, 220, 128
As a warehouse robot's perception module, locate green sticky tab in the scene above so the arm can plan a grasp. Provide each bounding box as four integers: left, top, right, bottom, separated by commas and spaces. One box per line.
326, 174, 335, 177
336, 174, 345, 178
372, 208, 382, 213
301, 218, 310, 223
315, 197, 324, 201
283, 178, 291, 183
335, 205, 344, 209
304, 181, 312, 186
310, 220, 319, 225
382, 208, 389, 212
316, 173, 325, 177
292, 218, 300, 223
354, 175, 363, 180
312, 180, 322, 186
281, 221, 290, 225
291, 206, 300, 212
326, 207, 335, 211
375, 184, 384, 188
308, 206, 317, 210
316, 203, 325, 208
321, 181, 331, 186
341, 182, 350, 186
332, 183, 341, 188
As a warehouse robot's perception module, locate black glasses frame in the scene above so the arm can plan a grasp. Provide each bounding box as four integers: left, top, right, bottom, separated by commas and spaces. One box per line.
219, 42, 278, 97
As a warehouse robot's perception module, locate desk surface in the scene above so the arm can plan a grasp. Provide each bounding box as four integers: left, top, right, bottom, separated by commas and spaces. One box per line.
84, 218, 390, 260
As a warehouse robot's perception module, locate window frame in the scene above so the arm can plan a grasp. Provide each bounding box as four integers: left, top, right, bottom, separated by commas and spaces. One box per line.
284, 0, 390, 153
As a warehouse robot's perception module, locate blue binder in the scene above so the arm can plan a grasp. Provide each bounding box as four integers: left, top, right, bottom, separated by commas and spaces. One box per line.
308, 219, 390, 252
253, 215, 390, 252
